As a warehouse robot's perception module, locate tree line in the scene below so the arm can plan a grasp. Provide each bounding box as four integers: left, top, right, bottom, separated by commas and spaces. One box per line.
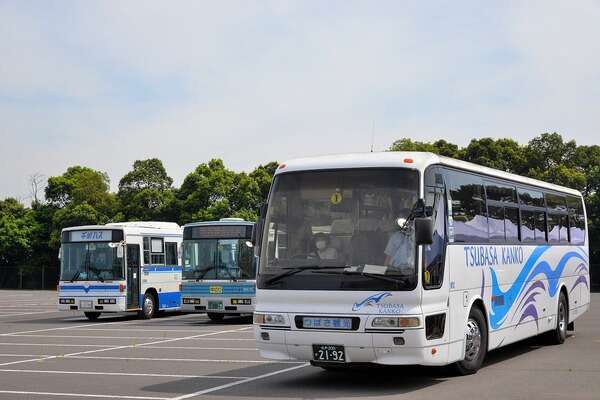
0, 132, 598, 287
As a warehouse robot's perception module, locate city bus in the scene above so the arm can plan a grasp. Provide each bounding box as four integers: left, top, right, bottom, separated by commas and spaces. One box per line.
252, 152, 590, 374
58, 222, 183, 320
181, 218, 256, 321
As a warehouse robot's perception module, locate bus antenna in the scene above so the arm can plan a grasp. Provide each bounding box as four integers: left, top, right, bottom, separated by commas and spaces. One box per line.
370, 119, 375, 152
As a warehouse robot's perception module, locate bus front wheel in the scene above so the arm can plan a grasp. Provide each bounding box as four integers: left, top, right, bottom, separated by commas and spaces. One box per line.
84, 312, 101, 321
140, 293, 156, 319
455, 307, 488, 375
207, 313, 224, 322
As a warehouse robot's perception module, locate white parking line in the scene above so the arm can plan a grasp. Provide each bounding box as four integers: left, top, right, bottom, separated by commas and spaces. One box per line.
170, 363, 310, 400
74, 327, 247, 333
0, 342, 113, 348
9, 334, 190, 340
67, 355, 301, 364
0, 319, 132, 336
0, 326, 252, 367
0, 368, 248, 379
0, 311, 58, 318
0, 390, 167, 399
142, 346, 257, 351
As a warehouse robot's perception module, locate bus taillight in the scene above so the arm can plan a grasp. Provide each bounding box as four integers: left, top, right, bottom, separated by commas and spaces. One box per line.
119, 283, 126, 292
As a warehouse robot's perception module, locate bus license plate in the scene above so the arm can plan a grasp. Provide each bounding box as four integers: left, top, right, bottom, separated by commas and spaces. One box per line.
313, 344, 345, 363
80, 300, 93, 309
208, 301, 223, 310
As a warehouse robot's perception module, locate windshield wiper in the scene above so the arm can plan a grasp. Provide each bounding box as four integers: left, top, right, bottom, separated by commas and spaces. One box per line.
196, 266, 237, 281
263, 265, 348, 286
69, 271, 81, 282
312, 269, 409, 285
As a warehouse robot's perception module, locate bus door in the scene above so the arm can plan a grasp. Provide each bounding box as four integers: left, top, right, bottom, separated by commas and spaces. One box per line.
421, 186, 449, 339
126, 244, 141, 309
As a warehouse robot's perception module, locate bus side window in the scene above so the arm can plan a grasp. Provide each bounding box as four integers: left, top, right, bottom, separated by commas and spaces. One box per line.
423, 187, 446, 289
165, 242, 178, 265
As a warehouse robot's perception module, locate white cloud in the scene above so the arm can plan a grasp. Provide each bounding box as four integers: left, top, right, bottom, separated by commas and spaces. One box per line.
1, 1, 599, 200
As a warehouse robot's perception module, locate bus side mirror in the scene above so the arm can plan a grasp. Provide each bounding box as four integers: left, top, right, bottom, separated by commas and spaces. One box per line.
415, 217, 434, 245
58, 247, 62, 260
116, 245, 124, 259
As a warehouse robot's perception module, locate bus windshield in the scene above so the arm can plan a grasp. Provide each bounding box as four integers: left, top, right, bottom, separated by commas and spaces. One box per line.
182, 238, 255, 280
258, 168, 420, 291
60, 242, 124, 281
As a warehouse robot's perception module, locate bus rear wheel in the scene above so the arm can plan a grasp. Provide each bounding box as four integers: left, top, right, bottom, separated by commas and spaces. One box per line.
84, 312, 101, 321
546, 291, 568, 345
207, 313, 224, 322
140, 293, 156, 319
455, 307, 488, 375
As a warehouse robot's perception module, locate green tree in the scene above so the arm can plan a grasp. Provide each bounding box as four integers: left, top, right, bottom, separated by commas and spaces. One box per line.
390, 138, 461, 157
462, 138, 527, 174
177, 159, 237, 223
118, 159, 176, 221
45, 166, 117, 217
0, 198, 35, 266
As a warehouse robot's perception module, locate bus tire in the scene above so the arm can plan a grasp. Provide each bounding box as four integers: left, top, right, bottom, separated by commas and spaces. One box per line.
455, 307, 488, 375
207, 313, 224, 322
84, 312, 101, 321
546, 291, 568, 345
140, 292, 156, 320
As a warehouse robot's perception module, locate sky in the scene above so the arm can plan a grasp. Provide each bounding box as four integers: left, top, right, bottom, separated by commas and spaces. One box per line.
1, 0, 600, 201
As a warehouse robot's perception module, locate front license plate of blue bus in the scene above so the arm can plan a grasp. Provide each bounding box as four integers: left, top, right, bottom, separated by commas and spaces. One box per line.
208, 301, 223, 310
80, 300, 92, 309
313, 344, 345, 362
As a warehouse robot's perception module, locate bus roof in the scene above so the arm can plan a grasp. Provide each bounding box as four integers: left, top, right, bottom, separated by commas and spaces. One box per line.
276, 151, 582, 197
61, 221, 182, 235
183, 219, 255, 229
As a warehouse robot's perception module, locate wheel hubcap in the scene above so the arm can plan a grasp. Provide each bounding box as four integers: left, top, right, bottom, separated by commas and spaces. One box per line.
145, 297, 153, 315
465, 318, 482, 362
558, 301, 566, 335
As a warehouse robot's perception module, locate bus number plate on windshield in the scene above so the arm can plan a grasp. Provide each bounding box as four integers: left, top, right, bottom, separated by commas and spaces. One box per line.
313, 344, 345, 363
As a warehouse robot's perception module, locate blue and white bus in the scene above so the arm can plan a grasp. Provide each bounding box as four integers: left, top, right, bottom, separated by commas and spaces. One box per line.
58, 222, 183, 320
181, 218, 256, 321
253, 152, 590, 374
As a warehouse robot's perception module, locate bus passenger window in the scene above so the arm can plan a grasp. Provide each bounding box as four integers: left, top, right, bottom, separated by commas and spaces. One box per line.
567, 196, 586, 244
447, 171, 488, 243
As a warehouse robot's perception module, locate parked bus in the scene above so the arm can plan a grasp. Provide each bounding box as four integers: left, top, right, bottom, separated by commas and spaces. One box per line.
181, 218, 256, 321
252, 152, 589, 374
58, 222, 183, 320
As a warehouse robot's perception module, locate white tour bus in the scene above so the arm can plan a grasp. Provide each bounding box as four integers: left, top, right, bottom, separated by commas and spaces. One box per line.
181, 218, 256, 321
253, 152, 589, 374
58, 222, 183, 320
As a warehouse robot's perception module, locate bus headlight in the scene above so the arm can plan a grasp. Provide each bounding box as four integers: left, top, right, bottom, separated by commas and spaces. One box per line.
254, 313, 288, 326
372, 317, 420, 328
59, 298, 75, 304
98, 298, 117, 304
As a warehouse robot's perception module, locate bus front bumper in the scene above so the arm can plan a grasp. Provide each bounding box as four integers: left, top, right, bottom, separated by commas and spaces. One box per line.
254, 326, 458, 366
57, 296, 127, 313
181, 296, 254, 314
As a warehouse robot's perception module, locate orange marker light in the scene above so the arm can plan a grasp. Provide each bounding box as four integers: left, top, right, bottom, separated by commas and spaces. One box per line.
431, 348, 437, 355
403, 158, 414, 164
278, 163, 287, 169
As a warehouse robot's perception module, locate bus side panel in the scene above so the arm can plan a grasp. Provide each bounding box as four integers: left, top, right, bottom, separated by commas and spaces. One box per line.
140, 265, 182, 310
448, 244, 589, 351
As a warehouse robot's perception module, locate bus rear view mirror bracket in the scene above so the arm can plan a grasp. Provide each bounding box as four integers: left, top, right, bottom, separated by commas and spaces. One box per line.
415, 217, 434, 245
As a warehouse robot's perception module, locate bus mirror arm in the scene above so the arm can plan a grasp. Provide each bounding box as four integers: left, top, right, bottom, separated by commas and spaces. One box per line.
414, 217, 434, 245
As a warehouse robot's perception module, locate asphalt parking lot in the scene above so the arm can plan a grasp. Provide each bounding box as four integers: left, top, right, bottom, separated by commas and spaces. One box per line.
0, 290, 598, 400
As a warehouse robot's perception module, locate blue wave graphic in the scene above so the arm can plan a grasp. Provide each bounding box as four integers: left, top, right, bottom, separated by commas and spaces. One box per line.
352, 292, 391, 311
489, 246, 586, 329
